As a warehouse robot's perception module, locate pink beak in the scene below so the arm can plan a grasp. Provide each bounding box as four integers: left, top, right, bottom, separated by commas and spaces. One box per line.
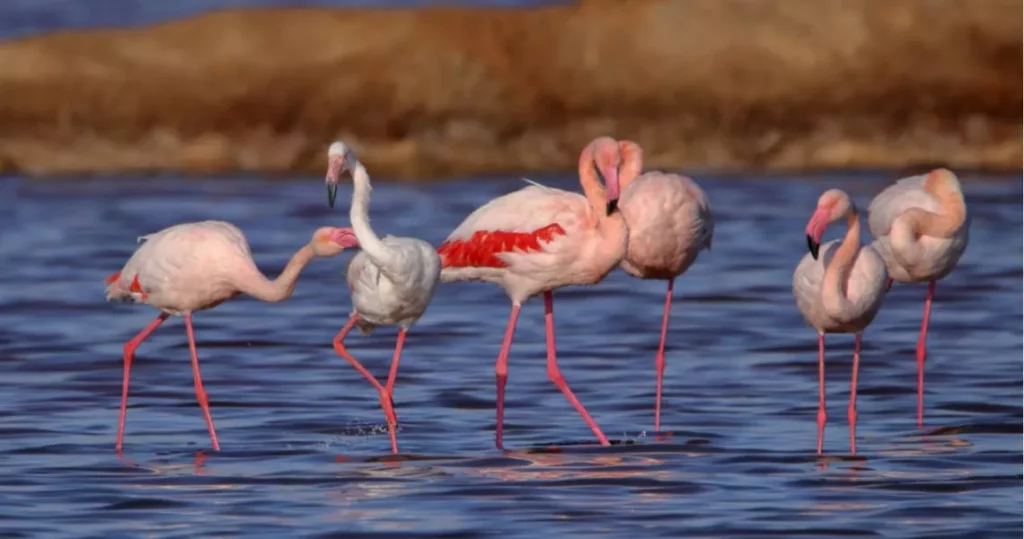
327, 227, 360, 249
804, 207, 831, 259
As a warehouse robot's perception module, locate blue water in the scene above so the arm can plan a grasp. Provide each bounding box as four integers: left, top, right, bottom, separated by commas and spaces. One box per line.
0, 0, 563, 40
1, 171, 1021, 537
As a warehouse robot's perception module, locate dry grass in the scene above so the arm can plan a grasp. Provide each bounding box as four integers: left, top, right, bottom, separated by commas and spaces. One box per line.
0, 0, 1020, 178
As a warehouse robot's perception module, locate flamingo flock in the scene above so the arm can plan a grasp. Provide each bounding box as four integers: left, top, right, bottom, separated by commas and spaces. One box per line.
105, 137, 969, 456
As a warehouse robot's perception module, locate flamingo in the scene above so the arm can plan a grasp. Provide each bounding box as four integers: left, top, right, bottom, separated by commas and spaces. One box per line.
793, 189, 888, 455
437, 136, 629, 449
324, 141, 442, 454
866, 168, 969, 428
105, 221, 359, 451
614, 140, 714, 432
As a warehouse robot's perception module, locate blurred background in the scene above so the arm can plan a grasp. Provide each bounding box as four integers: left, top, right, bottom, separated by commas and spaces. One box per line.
0, 0, 1020, 179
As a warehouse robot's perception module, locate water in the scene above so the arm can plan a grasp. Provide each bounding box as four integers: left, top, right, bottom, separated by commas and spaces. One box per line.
1, 171, 1021, 537
0, 0, 564, 40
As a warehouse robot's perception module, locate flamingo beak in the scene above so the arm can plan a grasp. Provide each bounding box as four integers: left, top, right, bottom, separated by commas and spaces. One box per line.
804, 208, 830, 260
599, 163, 620, 215
326, 155, 344, 208
806, 235, 820, 260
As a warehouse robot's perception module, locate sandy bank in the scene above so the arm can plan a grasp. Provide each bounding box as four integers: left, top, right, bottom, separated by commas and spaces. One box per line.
0, 0, 1020, 179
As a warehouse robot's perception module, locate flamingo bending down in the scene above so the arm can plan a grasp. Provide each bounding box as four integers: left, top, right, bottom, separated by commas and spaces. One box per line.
615, 140, 714, 432
793, 190, 888, 455
105, 221, 359, 451
437, 136, 629, 449
866, 168, 969, 428
325, 141, 442, 454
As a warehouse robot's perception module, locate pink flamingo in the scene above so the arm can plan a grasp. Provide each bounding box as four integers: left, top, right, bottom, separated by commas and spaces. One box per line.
324, 141, 442, 454
867, 168, 969, 428
437, 136, 629, 449
793, 189, 888, 455
615, 140, 714, 432
105, 221, 359, 451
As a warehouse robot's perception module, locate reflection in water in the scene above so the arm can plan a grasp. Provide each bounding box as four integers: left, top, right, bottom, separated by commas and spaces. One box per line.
1, 173, 1020, 538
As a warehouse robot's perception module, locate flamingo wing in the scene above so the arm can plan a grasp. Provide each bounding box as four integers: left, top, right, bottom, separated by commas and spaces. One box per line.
439, 185, 590, 270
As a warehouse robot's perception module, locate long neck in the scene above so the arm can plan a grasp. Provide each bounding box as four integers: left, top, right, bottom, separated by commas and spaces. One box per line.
618, 142, 643, 189
821, 209, 861, 321
578, 149, 605, 217
234, 244, 317, 303
350, 161, 394, 268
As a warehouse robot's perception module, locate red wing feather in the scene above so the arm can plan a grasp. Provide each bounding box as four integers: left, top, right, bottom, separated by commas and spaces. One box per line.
438, 223, 566, 269
104, 270, 122, 285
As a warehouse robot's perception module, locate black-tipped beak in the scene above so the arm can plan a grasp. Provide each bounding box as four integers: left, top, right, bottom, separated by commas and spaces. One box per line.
327, 183, 337, 208
806, 235, 820, 260
606, 199, 619, 215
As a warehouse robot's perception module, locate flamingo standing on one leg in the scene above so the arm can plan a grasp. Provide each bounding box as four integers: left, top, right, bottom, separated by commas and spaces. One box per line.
325, 141, 442, 454
614, 140, 714, 432
866, 168, 969, 428
105, 221, 359, 451
793, 189, 888, 455
437, 136, 629, 449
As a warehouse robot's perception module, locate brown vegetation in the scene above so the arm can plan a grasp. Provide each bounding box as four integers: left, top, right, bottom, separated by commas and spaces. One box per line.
0, 0, 1020, 179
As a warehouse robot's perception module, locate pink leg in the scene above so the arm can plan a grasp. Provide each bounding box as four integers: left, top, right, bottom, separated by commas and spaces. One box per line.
816, 333, 827, 455
848, 332, 862, 455
654, 278, 674, 432
383, 328, 408, 454
495, 304, 522, 450
332, 314, 399, 453
917, 280, 935, 429
184, 314, 221, 451
116, 312, 169, 452
543, 291, 610, 446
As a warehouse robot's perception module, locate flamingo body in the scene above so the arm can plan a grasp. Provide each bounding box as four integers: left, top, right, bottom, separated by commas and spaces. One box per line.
439, 183, 624, 303
867, 174, 969, 283
347, 235, 441, 335
106, 221, 251, 315
619, 172, 713, 279
793, 239, 887, 334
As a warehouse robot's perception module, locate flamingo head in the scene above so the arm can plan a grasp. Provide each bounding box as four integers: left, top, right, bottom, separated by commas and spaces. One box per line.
805, 189, 852, 260
311, 226, 360, 257
590, 136, 622, 215
325, 141, 355, 208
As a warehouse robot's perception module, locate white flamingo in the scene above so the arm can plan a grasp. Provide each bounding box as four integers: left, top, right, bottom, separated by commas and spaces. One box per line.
867, 168, 969, 428
324, 141, 442, 454
105, 221, 359, 451
614, 140, 714, 432
793, 189, 888, 455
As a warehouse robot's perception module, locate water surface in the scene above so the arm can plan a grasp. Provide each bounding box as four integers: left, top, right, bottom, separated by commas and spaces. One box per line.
1, 172, 1021, 538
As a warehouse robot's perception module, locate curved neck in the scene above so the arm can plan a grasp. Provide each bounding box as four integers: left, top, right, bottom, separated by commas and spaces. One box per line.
821, 209, 861, 321
578, 148, 605, 217
618, 141, 643, 189
917, 188, 967, 238
234, 244, 317, 303
349, 161, 394, 268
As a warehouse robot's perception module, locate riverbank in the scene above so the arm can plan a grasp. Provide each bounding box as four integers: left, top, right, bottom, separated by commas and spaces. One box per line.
0, 0, 1019, 179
